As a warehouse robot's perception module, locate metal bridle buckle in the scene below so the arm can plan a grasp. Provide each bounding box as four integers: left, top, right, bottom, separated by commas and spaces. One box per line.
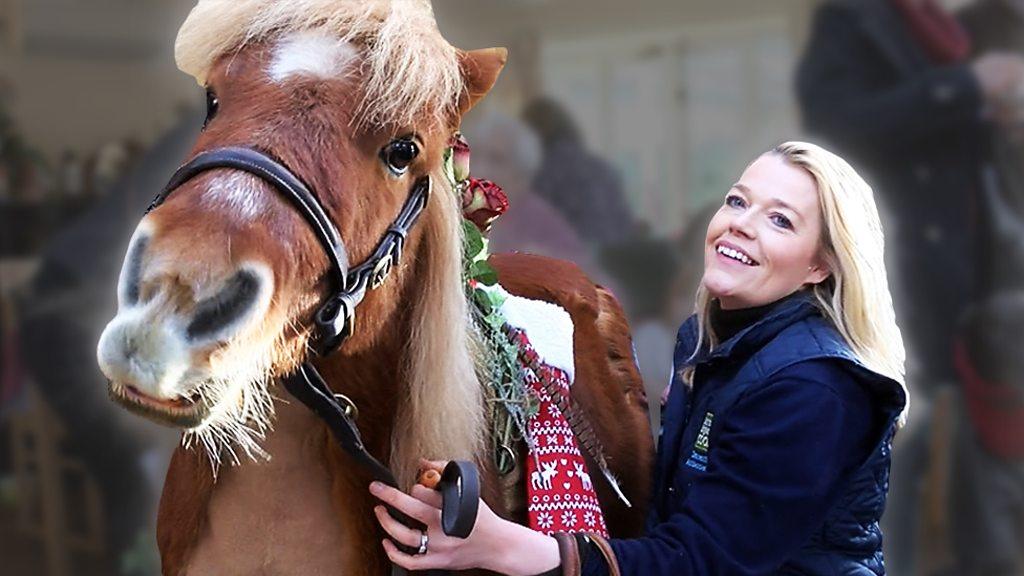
370, 252, 394, 289
315, 293, 358, 353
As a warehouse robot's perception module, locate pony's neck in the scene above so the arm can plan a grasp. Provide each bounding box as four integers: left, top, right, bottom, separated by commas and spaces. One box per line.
183, 388, 387, 575
311, 330, 408, 468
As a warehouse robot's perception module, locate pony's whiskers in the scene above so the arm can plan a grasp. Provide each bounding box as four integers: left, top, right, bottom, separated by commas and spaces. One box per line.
183, 332, 279, 472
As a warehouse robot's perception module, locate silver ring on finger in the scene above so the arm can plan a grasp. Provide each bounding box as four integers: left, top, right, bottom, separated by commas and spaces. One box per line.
416, 531, 429, 555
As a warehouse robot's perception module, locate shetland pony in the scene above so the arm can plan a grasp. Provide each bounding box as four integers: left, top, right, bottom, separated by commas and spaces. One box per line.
96, 2, 652, 573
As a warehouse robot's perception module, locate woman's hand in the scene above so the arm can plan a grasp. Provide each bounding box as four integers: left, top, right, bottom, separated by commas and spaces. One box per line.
369, 464, 560, 576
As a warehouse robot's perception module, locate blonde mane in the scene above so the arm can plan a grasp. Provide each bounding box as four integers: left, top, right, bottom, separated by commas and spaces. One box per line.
176, 0, 464, 128
390, 170, 486, 489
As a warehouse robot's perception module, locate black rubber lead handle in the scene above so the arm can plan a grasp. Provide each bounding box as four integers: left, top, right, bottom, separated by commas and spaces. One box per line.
437, 460, 480, 538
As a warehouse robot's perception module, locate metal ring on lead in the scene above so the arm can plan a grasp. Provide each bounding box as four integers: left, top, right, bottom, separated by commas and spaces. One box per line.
332, 393, 359, 420
416, 531, 429, 555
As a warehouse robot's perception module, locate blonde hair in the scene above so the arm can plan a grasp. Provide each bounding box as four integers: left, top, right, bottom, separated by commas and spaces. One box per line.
175, 0, 464, 128
689, 141, 907, 420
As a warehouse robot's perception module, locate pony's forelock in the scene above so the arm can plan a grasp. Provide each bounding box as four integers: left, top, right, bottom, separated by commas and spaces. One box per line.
175, 0, 464, 128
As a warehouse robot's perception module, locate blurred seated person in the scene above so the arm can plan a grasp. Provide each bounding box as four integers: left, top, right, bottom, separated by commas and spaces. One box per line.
463, 110, 596, 273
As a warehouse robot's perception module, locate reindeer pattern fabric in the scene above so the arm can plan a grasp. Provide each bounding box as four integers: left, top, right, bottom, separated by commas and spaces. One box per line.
485, 283, 609, 536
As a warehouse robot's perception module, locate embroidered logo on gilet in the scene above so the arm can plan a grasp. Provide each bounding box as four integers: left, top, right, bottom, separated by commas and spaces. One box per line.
684, 411, 715, 472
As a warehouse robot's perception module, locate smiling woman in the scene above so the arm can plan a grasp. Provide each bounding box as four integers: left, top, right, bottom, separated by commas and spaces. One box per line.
372, 141, 911, 576
691, 142, 907, 390
702, 152, 831, 311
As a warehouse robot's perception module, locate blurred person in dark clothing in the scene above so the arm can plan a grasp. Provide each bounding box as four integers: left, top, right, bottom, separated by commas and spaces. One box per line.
522, 97, 638, 246
797, 0, 1024, 392
796, 1, 1024, 573
950, 291, 1024, 576
598, 235, 679, 437
952, 8, 1024, 575
16, 110, 200, 569
961, 0, 1024, 289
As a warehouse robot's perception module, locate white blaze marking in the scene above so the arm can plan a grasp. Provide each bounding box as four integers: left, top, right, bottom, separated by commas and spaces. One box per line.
269, 31, 358, 83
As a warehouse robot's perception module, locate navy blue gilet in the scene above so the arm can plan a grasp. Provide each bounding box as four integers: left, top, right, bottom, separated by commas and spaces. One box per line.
648, 292, 907, 575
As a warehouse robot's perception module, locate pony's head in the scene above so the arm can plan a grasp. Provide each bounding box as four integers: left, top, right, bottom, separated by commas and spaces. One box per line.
96, 0, 504, 468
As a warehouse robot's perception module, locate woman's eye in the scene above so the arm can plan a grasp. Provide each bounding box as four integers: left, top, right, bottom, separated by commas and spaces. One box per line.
725, 194, 745, 208
204, 89, 219, 129
381, 138, 419, 175
770, 213, 793, 230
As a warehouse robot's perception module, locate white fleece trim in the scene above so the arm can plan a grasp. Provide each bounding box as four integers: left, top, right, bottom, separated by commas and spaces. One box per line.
480, 284, 576, 383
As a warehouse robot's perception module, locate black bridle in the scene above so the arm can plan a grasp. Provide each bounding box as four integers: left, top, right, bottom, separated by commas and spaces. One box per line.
149, 146, 429, 355
150, 146, 479, 557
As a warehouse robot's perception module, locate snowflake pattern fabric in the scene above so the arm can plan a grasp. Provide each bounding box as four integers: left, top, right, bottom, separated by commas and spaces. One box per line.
513, 329, 608, 537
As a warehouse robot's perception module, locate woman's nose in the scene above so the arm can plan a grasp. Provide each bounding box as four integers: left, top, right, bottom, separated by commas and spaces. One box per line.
729, 211, 756, 238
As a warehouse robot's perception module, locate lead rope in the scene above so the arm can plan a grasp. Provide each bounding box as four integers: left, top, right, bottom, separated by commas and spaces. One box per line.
283, 362, 480, 576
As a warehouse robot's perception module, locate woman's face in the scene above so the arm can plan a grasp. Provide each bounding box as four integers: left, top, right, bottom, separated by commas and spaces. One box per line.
702, 153, 830, 310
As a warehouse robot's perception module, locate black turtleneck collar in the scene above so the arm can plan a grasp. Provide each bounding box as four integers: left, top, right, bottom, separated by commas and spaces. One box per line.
711, 290, 810, 344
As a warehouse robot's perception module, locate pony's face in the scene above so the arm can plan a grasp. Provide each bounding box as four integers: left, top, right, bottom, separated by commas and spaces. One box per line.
96, 31, 503, 458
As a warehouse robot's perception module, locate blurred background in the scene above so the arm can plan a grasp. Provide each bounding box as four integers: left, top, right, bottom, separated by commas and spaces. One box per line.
1, 0, 1022, 574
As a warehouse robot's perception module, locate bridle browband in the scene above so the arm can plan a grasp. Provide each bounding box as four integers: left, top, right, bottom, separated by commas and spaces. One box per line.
149, 146, 479, 561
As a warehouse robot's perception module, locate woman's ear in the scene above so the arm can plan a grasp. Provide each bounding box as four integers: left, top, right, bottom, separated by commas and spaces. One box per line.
457, 47, 507, 116
805, 259, 832, 286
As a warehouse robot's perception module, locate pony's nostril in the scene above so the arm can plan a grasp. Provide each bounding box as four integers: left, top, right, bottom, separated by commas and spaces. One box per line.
186, 269, 262, 341
122, 234, 150, 305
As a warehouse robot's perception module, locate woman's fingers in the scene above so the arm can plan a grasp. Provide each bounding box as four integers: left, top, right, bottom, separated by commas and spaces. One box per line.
411, 483, 444, 508
373, 505, 426, 550
382, 538, 445, 571
369, 482, 438, 524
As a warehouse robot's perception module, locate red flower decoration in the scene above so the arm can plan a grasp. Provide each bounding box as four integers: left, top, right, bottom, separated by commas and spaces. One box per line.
461, 177, 509, 233
449, 132, 471, 183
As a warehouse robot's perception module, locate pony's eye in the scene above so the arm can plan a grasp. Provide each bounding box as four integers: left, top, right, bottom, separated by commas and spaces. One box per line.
381, 138, 419, 175
204, 89, 219, 129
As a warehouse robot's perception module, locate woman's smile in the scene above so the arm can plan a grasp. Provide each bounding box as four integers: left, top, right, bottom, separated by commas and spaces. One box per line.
714, 240, 760, 267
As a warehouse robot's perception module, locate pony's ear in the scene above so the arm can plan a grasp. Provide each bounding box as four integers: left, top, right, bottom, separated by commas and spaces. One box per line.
457, 47, 507, 116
